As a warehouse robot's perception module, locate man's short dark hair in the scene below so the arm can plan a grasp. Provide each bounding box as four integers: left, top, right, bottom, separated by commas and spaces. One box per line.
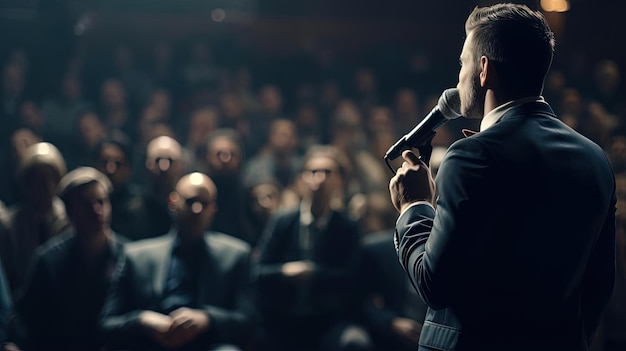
465, 3, 555, 96
300, 144, 351, 180
94, 130, 133, 164
57, 167, 112, 207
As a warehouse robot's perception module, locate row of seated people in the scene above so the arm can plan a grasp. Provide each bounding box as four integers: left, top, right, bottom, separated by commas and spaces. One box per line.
0, 141, 426, 351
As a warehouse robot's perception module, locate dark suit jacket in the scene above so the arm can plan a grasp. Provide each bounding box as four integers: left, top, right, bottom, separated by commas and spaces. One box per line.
395, 101, 617, 351
255, 208, 363, 326
11, 230, 126, 351
100, 231, 259, 350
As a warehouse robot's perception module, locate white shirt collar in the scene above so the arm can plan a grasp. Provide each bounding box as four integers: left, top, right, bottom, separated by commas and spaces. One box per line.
480, 96, 545, 132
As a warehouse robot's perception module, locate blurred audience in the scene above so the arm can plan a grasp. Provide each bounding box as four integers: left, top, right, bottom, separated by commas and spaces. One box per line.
254, 145, 372, 351
0, 25, 623, 351
8, 167, 126, 351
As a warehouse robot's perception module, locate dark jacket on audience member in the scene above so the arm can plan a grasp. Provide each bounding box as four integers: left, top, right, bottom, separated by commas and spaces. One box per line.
99, 231, 259, 351
11, 230, 126, 351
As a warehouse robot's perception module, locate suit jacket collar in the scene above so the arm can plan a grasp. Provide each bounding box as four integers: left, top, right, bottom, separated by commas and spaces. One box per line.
480, 96, 549, 131
152, 232, 218, 305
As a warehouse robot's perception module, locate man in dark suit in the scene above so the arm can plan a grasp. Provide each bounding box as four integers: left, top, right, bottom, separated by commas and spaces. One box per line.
254, 145, 372, 351
8, 167, 126, 351
388, 3, 617, 351
100, 172, 258, 351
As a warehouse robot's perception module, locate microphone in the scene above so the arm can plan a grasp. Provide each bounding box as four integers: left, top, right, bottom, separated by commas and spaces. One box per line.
385, 88, 462, 161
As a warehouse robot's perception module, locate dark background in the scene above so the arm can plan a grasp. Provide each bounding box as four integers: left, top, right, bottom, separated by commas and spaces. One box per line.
0, 0, 623, 104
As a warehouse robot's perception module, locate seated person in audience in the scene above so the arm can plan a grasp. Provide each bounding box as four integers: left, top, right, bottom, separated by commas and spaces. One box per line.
202, 129, 247, 240
9, 167, 126, 351
99, 172, 259, 351
95, 132, 169, 241
254, 145, 372, 351
0, 142, 70, 295
359, 230, 428, 351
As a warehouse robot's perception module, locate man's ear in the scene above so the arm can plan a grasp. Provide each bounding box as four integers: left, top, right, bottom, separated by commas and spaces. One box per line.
479, 55, 496, 88
168, 191, 179, 212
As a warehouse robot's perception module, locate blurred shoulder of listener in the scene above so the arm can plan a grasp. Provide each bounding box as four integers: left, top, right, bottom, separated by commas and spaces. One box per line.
0, 142, 69, 296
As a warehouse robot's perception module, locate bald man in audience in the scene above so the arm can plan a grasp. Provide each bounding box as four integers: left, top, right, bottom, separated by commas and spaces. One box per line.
134, 135, 187, 239
100, 172, 259, 351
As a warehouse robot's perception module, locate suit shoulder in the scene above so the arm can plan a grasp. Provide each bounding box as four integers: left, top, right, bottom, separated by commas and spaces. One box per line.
123, 235, 172, 255
33, 231, 75, 262
205, 232, 251, 255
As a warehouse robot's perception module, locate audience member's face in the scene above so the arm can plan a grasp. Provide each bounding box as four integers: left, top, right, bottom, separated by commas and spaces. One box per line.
560, 88, 583, 116
150, 89, 172, 117
20, 164, 60, 210
301, 155, 341, 201
97, 144, 131, 188
269, 120, 297, 154
100, 79, 126, 109
68, 182, 111, 235
172, 174, 217, 235
259, 86, 282, 115
19, 101, 44, 131
206, 137, 242, 175
295, 105, 318, 131
394, 89, 419, 116
368, 107, 394, 134
2, 64, 25, 96
10, 128, 40, 162
220, 94, 244, 120
188, 109, 218, 146
355, 68, 377, 94
249, 183, 281, 221
62, 74, 82, 101
78, 113, 105, 148
147, 154, 183, 188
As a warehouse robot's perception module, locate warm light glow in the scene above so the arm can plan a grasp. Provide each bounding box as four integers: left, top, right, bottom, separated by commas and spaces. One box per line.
541, 0, 569, 12
189, 172, 205, 186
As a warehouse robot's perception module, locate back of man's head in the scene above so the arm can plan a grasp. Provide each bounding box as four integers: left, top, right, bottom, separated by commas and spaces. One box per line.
465, 3, 555, 97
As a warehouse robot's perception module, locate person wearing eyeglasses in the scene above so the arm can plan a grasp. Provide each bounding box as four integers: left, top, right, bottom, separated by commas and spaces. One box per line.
254, 145, 372, 351
99, 172, 259, 351
94, 132, 171, 241
202, 129, 248, 242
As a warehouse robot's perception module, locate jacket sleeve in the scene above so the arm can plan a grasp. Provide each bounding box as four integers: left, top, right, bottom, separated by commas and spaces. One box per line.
395, 138, 493, 310
98, 254, 147, 349
581, 190, 616, 345
200, 251, 259, 345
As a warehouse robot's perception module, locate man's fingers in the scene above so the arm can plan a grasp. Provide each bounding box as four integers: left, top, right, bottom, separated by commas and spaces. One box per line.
402, 150, 421, 166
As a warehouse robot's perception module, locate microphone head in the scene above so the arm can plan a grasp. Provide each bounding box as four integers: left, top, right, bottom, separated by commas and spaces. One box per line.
438, 88, 462, 120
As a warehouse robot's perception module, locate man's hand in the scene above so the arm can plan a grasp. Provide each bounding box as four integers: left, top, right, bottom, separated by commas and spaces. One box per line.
139, 310, 173, 334
168, 307, 210, 343
281, 260, 316, 281
389, 150, 435, 213
391, 317, 423, 344
1, 343, 22, 351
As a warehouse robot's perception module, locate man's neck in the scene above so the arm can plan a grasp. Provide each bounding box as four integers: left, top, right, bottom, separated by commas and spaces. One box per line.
309, 196, 331, 219
176, 228, 204, 246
